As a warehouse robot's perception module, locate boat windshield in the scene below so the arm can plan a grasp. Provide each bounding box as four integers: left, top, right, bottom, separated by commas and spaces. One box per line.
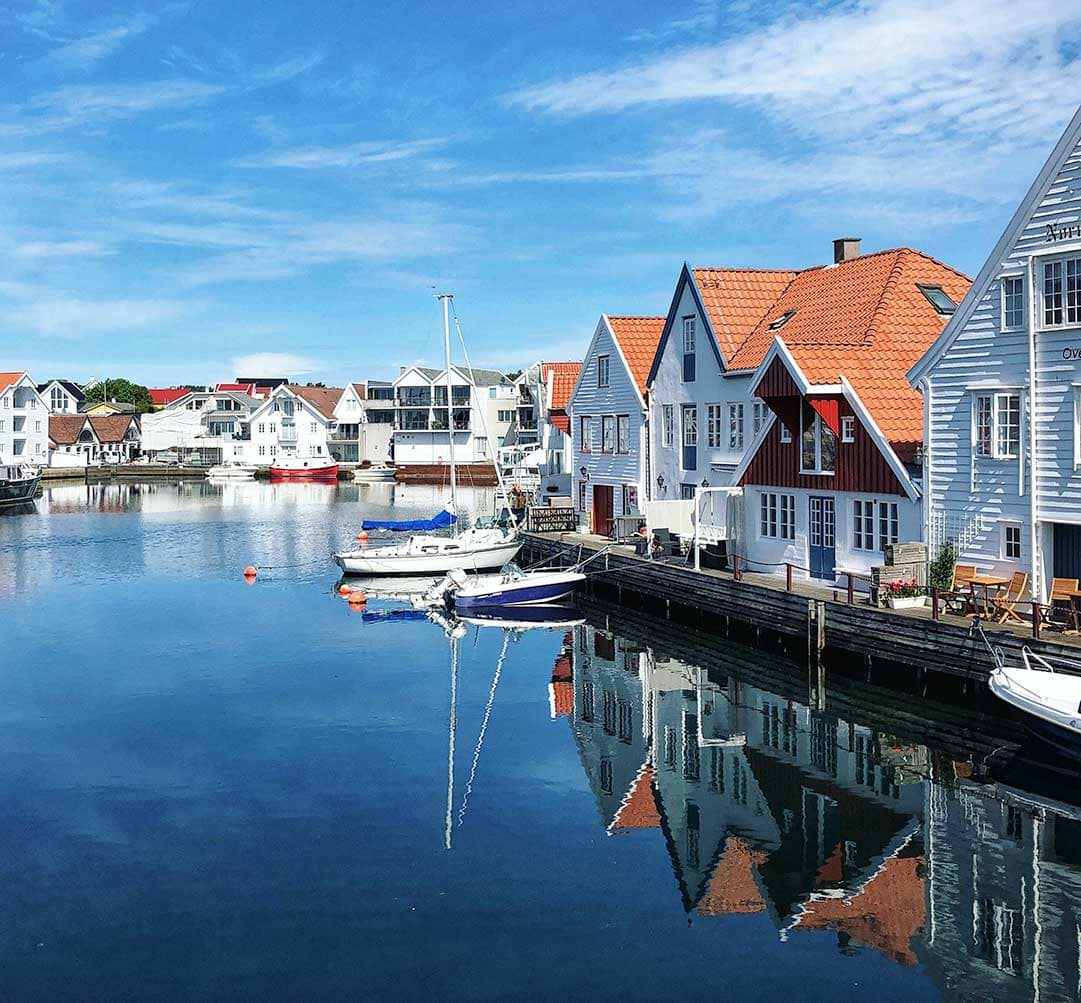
500, 562, 525, 580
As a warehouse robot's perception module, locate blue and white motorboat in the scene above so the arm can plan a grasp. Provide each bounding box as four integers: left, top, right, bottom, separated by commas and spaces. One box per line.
433, 563, 585, 609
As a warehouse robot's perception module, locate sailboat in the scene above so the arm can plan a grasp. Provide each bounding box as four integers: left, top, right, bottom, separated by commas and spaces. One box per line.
333, 294, 521, 576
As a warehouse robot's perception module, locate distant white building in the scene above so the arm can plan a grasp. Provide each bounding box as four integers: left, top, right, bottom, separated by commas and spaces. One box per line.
247, 385, 341, 464
329, 381, 394, 464
507, 360, 581, 501
0, 371, 49, 464
38, 380, 85, 415
391, 366, 515, 465
140, 388, 257, 463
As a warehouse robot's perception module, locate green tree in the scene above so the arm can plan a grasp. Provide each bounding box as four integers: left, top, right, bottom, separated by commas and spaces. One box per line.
929, 540, 957, 592
83, 378, 154, 413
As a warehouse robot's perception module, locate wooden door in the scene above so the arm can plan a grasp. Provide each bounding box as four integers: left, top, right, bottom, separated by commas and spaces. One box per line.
808, 496, 836, 580
592, 485, 614, 537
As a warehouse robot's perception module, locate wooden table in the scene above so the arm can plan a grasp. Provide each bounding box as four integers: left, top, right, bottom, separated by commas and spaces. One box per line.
967, 575, 1009, 616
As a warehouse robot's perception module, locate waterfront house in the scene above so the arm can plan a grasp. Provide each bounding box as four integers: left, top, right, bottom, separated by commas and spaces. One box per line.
569, 316, 664, 535
726, 245, 970, 583
48, 415, 96, 467
509, 360, 581, 501
38, 380, 84, 415
148, 388, 193, 410
0, 372, 49, 463
247, 385, 341, 464
81, 399, 137, 417
908, 107, 1081, 602
141, 388, 257, 463
391, 365, 515, 466
88, 415, 141, 464
329, 381, 394, 464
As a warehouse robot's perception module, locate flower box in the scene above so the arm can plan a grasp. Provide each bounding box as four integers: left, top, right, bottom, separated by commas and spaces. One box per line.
888, 596, 928, 610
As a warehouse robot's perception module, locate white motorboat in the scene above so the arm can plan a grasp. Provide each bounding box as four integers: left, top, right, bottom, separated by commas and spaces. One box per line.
989, 647, 1081, 760
353, 463, 396, 483
206, 462, 259, 480
0, 459, 41, 508
428, 564, 585, 608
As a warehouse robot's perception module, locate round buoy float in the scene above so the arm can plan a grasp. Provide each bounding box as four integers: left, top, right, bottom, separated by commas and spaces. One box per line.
347, 590, 367, 607
338, 584, 351, 597
243, 565, 258, 581
356, 529, 369, 543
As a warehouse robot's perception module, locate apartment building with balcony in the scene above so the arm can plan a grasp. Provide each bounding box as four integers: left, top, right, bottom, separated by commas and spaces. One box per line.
329, 381, 394, 464
0, 372, 49, 464
140, 388, 257, 463
391, 365, 514, 464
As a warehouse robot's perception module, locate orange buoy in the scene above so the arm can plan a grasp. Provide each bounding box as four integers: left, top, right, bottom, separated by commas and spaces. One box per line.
347, 590, 367, 606
243, 565, 258, 580
357, 529, 369, 543
338, 584, 351, 596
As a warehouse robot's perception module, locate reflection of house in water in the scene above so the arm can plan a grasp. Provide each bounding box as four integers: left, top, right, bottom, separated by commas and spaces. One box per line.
920, 775, 1081, 1000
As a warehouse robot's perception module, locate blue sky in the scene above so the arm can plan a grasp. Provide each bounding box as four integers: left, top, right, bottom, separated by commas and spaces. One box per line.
2, 0, 1081, 387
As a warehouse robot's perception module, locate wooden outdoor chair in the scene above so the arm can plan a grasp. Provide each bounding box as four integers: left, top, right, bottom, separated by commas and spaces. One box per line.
1041, 577, 1079, 630
990, 572, 1029, 624
939, 564, 978, 615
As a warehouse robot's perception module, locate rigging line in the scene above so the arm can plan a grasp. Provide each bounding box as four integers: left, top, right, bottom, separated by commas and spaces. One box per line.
458, 629, 511, 829
445, 632, 459, 851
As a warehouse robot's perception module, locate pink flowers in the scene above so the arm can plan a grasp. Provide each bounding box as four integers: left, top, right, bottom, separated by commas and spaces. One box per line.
884, 577, 921, 599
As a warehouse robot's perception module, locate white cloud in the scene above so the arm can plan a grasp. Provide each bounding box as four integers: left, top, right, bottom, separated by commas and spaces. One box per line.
46, 17, 152, 69
0, 151, 66, 168
233, 137, 446, 170
1, 297, 190, 337
232, 352, 320, 377
12, 239, 114, 259
252, 52, 325, 83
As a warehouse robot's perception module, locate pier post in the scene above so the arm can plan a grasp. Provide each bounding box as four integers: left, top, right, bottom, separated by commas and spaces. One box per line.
786, 563, 792, 592
932, 588, 940, 621
1032, 602, 1041, 640
807, 599, 826, 711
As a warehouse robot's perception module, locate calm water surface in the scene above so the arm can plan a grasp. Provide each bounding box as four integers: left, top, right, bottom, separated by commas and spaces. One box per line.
2, 480, 1080, 1000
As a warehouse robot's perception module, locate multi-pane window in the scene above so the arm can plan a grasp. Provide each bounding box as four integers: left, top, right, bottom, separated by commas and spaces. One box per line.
580, 416, 593, 452
680, 483, 697, 500
1003, 275, 1024, 329
1003, 522, 1022, 560
1043, 257, 1081, 327
578, 481, 587, 512
682, 406, 697, 446
975, 392, 1020, 459
841, 415, 856, 442
706, 403, 723, 447
853, 499, 875, 551
879, 502, 899, 547
728, 402, 744, 450
800, 408, 836, 474
760, 492, 796, 539
599, 757, 613, 795
616, 415, 629, 453
663, 725, 676, 769
662, 405, 674, 447
597, 354, 610, 388
682, 712, 700, 782
779, 423, 792, 444
601, 415, 615, 453
581, 680, 595, 723
752, 401, 767, 438
975, 395, 993, 456
682, 317, 696, 381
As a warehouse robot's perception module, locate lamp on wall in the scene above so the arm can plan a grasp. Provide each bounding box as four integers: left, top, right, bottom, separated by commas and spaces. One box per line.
701, 478, 710, 488
656, 474, 665, 490
580, 466, 589, 480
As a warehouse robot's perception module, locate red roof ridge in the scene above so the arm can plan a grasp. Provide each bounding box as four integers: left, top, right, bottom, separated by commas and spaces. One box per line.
692, 264, 800, 275
606, 314, 666, 320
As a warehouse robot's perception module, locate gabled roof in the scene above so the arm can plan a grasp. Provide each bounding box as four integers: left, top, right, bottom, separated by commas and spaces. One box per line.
48, 415, 91, 445
543, 361, 581, 411
0, 372, 28, 393
215, 382, 255, 395
88, 415, 137, 442
148, 387, 190, 406
692, 267, 799, 362
696, 837, 769, 917
910, 104, 1081, 385
37, 380, 84, 400
731, 249, 970, 458
609, 764, 662, 832
82, 399, 136, 413
288, 385, 344, 420
606, 316, 665, 398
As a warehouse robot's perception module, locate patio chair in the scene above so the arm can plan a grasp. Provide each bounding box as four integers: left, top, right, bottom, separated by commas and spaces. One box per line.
938, 564, 978, 615
650, 528, 681, 559
990, 571, 1029, 624
1040, 577, 1079, 630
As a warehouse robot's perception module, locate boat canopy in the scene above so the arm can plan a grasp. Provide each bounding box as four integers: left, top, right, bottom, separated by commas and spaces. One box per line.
361, 507, 457, 532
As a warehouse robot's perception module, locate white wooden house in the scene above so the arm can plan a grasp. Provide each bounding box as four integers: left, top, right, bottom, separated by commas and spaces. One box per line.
909, 105, 1081, 602
569, 316, 663, 535
330, 381, 394, 464
247, 385, 341, 464
38, 380, 85, 415
0, 372, 49, 464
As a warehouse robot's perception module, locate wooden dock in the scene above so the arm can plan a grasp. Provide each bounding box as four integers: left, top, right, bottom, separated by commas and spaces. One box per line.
524, 531, 1081, 680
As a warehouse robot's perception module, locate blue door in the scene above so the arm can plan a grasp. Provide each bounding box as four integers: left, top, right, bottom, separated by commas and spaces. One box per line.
808, 496, 836, 580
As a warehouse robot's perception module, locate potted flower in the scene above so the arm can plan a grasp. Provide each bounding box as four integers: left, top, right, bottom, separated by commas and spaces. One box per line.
884, 577, 926, 610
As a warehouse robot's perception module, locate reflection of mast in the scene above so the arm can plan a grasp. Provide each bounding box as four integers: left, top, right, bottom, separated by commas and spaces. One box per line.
445, 632, 458, 850
459, 630, 511, 828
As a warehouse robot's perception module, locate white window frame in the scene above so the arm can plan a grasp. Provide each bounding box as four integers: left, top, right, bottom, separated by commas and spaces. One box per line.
616, 414, 629, 454
752, 401, 767, 438
841, 415, 856, 443
601, 415, 616, 454
852, 499, 876, 552
1001, 520, 1023, 561
706, 403, 723, 448
727, 402, 744, 451
682, 316, 696, 354
682, 405, 697, 447
662, 405, 674, 448
974, 391, 1020, 460
1001, 274, 1025, 331
799, 408, 836, 475
779, 423, 792, 444
597, 354, 610, 388
879, 501, 899, 548
580, 416, 593, 453
759, 491, 795, 540
1039, 253, 1081, 329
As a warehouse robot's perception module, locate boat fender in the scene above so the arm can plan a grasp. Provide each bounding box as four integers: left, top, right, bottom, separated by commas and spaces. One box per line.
357, 530, 369, 543
338, 584, 351, 596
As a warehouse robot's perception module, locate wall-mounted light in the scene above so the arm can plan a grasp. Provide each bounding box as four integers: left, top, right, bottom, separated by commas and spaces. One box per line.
656, 474, 665, 489
701, 478, 710, 488
580, 466, 589, 480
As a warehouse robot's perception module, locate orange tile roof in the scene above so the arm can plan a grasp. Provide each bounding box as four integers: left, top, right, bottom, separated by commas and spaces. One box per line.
148, 387, 190, 406
610, 764, 661, 831
289, 385, 344, 420
549, 681, 574, 717
88, 415, 136, 442
696, 837, 769, 917
606, 317, 665, 398
797, 854, 926, 966
727, 249, 971, 459
0, 371, 27, 394
692, 268, 799, 362
543, 361, 581, 411
49, 415, 89, 445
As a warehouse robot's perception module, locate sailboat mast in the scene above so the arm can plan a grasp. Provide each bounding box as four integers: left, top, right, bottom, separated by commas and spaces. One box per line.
439, 293, 459, 535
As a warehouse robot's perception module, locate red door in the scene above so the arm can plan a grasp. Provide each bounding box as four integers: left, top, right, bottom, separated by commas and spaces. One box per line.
592, 485, 614, 537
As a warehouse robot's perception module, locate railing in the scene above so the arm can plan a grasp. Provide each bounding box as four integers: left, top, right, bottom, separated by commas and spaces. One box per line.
527, 506, 577, 533
396, 420, 431, 431
280, 426, 298, 442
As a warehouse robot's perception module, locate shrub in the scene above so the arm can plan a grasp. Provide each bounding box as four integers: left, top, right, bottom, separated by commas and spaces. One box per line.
929, 540, 957, 592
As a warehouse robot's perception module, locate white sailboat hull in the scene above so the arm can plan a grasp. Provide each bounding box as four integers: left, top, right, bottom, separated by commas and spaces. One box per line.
334, 531, 521, 576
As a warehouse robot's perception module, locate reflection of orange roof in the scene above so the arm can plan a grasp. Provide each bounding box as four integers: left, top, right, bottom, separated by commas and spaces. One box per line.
815, 843, 845, 887
728, 249, 970, 458
0, 371, 27, 394
693, 268, 798, 362
610, 765, 661, 831
606, 317, 664, 397
551, 653, 571, 682
696, 837, 768, 916
543, 362, 581, 410
549, 681, 574, 717
798, 855, 926, 966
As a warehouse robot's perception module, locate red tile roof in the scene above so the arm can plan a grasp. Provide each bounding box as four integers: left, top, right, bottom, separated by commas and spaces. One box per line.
543, 361, 581, 411
551, 413, 570, 434
148, 387, 190, 406
215, 382, 255, 394
696, 837, 769, 916
0, 371, 27, 394
289, 386, 344, 420
693, 268, 799, 362
49, 415, 89, 445
88, 415, 136, 442
610, 764, 661, 831
727, 249, 971, 458
606, 317, 665, 398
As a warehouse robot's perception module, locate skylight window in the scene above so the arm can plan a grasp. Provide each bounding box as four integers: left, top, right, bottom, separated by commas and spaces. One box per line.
918, 284, 957, 315
767, 310, 796, 331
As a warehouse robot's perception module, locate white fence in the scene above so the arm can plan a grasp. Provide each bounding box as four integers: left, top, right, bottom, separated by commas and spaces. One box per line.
643, 491, 731, 544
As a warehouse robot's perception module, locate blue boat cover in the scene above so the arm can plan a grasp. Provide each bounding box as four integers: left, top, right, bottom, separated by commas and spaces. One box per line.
362, 609, 431, 623
361, 507, 457, 532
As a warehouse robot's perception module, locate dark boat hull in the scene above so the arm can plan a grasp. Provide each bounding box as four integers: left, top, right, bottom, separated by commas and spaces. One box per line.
0, 470, 41, 507
1025, 716, 1081, 761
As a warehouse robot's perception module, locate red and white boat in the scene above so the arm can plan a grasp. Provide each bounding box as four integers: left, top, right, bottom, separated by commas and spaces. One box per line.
269, 456, 340, 482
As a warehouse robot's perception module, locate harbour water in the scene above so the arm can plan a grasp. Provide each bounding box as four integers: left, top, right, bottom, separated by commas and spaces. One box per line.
2, 481, 1080, 999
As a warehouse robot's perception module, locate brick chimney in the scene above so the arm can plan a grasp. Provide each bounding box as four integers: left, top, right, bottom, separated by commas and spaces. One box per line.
833, 237, 861, 263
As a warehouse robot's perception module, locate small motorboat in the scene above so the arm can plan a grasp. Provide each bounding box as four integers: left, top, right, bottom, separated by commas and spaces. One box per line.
206, 462, 258, 480
269, 456, 339, 482
989, 647, 1081, 759
353, 463, 396, 483
428, 563, 585, 609
0, 459, 42, 508
457, 605, 585, 629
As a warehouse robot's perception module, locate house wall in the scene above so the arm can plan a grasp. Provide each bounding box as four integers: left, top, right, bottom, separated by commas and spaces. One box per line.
570, 318, 647, 526
248, 389, 331, 462
43, 383, 81, 414
0, 376, 49, 464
